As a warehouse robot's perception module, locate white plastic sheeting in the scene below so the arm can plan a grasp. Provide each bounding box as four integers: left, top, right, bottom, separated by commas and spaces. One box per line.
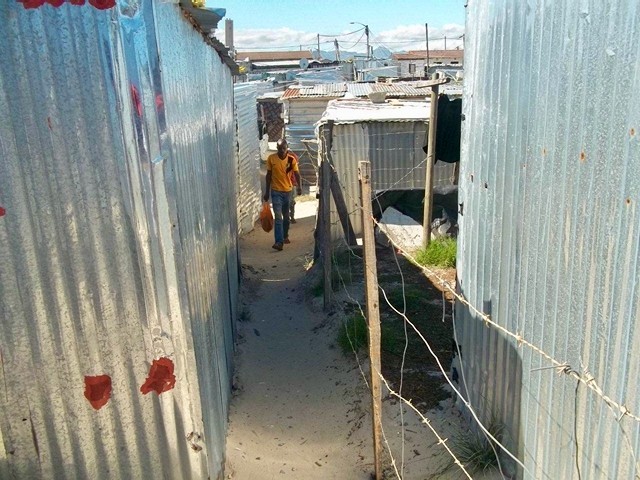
458, 1, 640, 478
234, 81, 273, 234
0, 2, 237, 479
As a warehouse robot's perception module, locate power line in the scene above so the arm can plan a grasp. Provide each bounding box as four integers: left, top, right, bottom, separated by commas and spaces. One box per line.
318, 27, 365, 38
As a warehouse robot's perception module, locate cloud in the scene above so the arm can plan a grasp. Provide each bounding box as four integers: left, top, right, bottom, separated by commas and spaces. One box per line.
224, 27, 321, 52
218, 23, 464, 53
369, 23, 465, 52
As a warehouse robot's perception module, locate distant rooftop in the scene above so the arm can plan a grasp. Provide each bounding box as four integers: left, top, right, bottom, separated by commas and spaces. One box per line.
318, 98, 430, 124
236, 50, 314, 62
282, 82, 430, 100
392, 49, 464, 61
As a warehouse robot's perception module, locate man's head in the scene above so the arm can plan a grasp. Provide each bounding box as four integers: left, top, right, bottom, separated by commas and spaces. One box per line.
277, 138, 288, 158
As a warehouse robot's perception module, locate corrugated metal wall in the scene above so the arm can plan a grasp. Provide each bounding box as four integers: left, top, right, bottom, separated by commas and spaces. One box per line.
324, 122, 454, 241
0, 2, 237, 479
234, 81, 273, 234
285, 98, 335, 185
457, 1, 640, 478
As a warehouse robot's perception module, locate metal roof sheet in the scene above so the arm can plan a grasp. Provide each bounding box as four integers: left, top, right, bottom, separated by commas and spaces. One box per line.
236, 50, 314, 61
283, 81, 429, 100
318, 98, 429, 124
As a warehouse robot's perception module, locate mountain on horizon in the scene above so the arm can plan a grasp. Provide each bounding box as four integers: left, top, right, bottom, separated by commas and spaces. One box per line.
315, 45, 394, 62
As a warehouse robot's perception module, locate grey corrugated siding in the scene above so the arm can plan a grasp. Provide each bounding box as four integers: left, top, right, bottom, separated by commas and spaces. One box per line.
324, 122, 454, 241
285, 98, 330, 185
457, 1, 640, 478
0, 2, 237, 479
235, 81, 273, 234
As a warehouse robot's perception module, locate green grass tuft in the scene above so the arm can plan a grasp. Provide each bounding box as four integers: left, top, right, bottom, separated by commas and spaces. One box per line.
337, 313, 400, 356
415, 237, 457, 268
453, 418, 505, 474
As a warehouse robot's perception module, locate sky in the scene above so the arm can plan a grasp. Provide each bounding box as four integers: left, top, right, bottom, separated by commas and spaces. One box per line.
208, 0, 466, 54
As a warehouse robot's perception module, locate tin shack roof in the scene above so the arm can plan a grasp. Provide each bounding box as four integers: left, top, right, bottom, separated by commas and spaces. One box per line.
282, 81, 429, 100
317, 98, 430, 125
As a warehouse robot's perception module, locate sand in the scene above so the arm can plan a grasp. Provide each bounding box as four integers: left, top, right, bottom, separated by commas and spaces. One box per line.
224, 198, 505, 480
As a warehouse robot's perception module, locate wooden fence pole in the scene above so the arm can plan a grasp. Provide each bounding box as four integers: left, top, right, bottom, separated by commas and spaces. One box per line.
422, 72, 441, 247
358, 161, 383, 480
321, 124, 333, 310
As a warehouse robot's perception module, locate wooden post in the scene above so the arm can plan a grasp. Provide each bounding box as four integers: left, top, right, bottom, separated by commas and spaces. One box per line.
423, 72, 441, 248
358, 161, 383, 480
321, 124, 333, 310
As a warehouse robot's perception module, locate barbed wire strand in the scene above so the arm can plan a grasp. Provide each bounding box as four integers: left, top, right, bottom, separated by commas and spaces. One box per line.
329, 248, 474, 479
375, 220, 640, 478
318, 128, 638, 476
317, 135, 640, 426
322, 156, 512, 477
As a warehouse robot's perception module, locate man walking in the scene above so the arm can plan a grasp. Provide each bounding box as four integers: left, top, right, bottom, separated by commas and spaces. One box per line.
264, 138, 302, 251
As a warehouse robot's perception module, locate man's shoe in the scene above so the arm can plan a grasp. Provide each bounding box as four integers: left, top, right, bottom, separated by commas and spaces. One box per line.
272, 243, 283, 251
290, 218, 297, 223
284, 238, 291, 244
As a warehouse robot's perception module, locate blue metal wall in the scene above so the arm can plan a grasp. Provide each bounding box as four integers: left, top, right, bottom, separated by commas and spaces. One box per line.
457, 1, 640, 478
0, 1, 237, 478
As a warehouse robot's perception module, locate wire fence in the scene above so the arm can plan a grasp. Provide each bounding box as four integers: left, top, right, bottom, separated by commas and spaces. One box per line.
316, 155, 640, 479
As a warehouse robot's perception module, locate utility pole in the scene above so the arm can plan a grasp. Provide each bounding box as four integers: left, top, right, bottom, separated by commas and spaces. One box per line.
359, 161, 383, 480
317, 34, 320, 59
444, 35, 447, 50
334, 39, 341, 62
425, 23, 430, 77
365, 25, 370, 61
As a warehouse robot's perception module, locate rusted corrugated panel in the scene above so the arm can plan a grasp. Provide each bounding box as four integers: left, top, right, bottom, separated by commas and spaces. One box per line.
282, 83, 346, 99
0, 2, 237, 479
458, 1, 640, 479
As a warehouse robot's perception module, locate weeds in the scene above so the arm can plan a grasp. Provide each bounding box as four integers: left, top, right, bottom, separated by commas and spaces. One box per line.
337, 313, 400, 356
415, 237, 457, 268
452, 417, 505, 475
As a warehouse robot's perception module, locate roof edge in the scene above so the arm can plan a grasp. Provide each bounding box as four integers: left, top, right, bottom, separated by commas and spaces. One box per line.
179, 2, 240, 75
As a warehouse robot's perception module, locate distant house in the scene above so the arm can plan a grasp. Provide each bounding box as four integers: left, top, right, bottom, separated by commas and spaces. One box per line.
392, 49, 464, 76
281, 81, 432, 185
237, 50, 314, 71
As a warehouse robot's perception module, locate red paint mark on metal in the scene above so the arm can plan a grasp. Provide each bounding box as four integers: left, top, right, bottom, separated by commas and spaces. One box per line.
84, 375, 112, 410
130, 85, 143, 117
140, 357, 176, 395
19, 0, 46, 8
89, 0, 116, 9
155, 93, 164, 110
17, 0, 113, 8
0, 207, 6, 217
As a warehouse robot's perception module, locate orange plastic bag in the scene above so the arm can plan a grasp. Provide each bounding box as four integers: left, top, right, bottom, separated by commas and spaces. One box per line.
260, 202, 273, 232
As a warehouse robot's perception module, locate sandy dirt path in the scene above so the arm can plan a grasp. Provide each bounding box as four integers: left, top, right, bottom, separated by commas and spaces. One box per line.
224, 199, 373, 479
225, 199, 506, 480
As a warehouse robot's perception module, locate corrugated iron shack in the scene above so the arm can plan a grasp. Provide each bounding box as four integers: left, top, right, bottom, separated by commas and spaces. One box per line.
457, 1, 640, 478
0, 1, 239, 479
282, 81, 435, 186
316, 98, 456, 243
